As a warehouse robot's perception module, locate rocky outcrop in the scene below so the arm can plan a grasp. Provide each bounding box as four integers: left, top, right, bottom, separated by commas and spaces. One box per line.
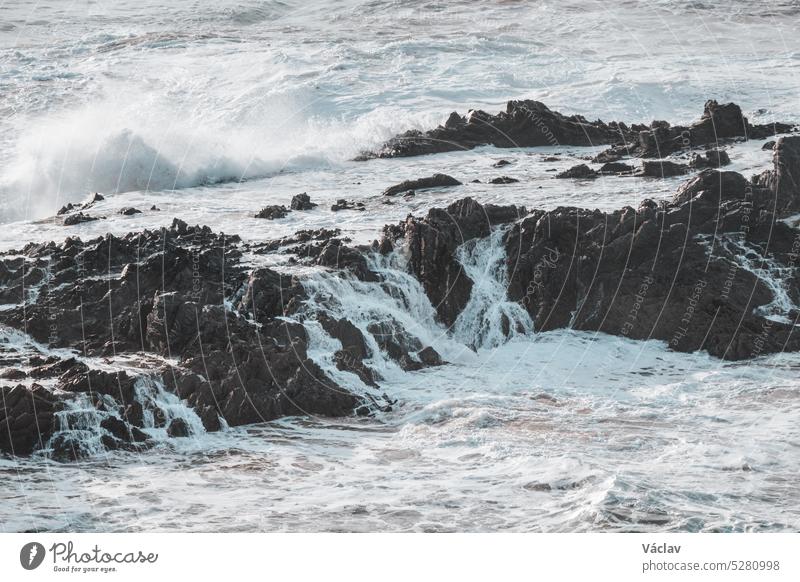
360, 100, 635, 159
752, 135, 800, 213
331, 199, 364, 211
291, 192, 317, 210
381, 137, 800, 360
0, 384, 60, 456
638, 160, 689, 177
594, 100, 794, 162
360, 99, 794, 160
0, 219, 375, 458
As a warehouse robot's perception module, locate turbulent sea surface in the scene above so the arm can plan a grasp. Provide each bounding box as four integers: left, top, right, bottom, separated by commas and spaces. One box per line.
1, 0, 800, 531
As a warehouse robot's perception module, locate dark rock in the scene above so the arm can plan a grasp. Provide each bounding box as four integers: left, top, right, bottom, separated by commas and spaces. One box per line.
57, 203, 76, 216
237, 268, 296, 323
0, 384, 59, 456
673, 170, 749, 206
555, 164, 597, 179
762, 141, 776, 150
255, 205, 289, 220
690, 149, 731, 169
166, 417, 191, 438
361, 100, 635, 159
598, 161, 635, 174
493, 159, 511, 167
382, 174, 462, 197
381, 197, 524, 325
639, 160, 690, 177
363, 99, 794, 160
489, 176, 520, 184
290, 192, 317, 211
418, 346, 445, 367
119, 207, 142, 216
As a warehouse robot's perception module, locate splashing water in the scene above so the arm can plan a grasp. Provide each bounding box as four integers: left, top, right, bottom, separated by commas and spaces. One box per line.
452, 227, 534, 349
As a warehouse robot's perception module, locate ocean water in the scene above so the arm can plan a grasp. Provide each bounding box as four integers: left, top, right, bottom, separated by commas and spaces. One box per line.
1, 0, 800, 532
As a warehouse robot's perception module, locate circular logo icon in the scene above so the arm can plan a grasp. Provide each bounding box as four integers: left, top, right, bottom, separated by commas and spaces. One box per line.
20, 542, 46, 570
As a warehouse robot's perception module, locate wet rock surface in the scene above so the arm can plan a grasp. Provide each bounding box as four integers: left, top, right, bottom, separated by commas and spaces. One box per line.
382, 173, 462, 196
291, 192, 317, 210
255, 205, 289, 220
0, 219, 375, 458
361, 100, 637, 159
3, 101, 800, 461
361, 99, 794, 160
379, 126, 800, 360
556, 164, 597, 179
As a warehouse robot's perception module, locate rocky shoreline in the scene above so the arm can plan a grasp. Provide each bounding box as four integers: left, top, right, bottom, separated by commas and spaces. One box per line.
2, 100, 799, 460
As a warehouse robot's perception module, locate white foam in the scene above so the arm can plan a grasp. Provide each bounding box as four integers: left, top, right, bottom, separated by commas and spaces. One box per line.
452, 227, 534, 349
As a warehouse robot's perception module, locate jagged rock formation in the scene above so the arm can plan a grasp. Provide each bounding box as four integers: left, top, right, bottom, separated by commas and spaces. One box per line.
2, 106, 799, 461
381, 135, 800, 360
359, 99, 794, 160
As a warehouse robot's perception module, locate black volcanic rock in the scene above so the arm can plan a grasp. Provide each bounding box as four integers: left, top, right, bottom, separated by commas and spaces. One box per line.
382, 173, 462, 196
594, 100, 795, 161
377, 135, 800, 361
